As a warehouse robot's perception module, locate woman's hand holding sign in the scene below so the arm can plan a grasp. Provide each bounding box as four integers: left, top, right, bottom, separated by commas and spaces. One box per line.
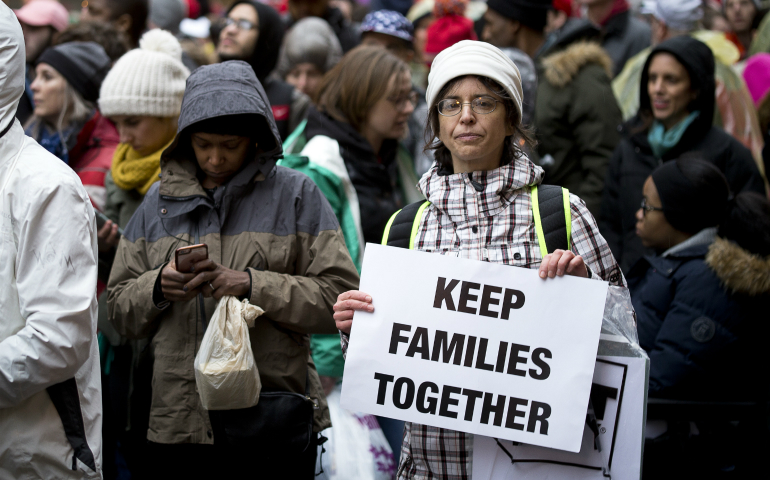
538, 249, 588, 279
333, 290, 374, 334
335, 253, 586, 335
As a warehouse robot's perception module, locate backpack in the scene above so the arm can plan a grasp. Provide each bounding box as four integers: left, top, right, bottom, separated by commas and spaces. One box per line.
381, 184, 571, 256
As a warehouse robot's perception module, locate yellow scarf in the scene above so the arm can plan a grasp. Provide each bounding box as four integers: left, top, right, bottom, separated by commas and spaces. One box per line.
110, 139, 173, 195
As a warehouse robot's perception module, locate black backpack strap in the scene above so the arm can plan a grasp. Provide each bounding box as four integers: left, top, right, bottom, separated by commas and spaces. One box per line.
381, 201, 431, 249
531, 185, 572, 256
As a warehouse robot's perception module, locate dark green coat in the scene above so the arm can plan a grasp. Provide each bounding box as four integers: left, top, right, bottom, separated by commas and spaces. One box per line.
535, 40, 621, 216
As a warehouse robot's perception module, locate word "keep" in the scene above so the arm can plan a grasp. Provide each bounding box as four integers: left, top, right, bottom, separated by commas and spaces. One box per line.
433, 277, 525, 319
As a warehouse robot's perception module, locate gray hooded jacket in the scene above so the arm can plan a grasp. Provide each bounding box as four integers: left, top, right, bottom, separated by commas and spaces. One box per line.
107, 61, 359, 444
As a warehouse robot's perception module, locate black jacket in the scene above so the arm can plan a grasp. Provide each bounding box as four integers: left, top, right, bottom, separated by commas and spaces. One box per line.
628, 235, 769, 401
305, 106, 402, 245
600, 37, 765, 272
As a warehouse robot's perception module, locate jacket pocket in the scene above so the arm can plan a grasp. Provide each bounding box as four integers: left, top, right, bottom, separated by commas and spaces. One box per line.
487, 242, 542, 269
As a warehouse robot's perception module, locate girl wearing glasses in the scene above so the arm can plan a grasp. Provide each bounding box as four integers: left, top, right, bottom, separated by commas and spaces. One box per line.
286, 45, 423, 270
630, 157, 770, 477
332, 41, 626, 479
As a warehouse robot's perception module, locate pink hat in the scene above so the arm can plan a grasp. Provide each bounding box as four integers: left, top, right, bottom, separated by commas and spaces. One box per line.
743, 53, 770, 107
15, 0, 69, 32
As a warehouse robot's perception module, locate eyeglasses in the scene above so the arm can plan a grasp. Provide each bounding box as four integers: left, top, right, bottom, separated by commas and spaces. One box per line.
224, 17, 257, 31
640, 197, 664, 215
437, 96, 500, 116
387, 91, 419, 110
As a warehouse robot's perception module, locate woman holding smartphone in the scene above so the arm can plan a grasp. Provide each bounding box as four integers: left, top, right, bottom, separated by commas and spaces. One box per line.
107, 60, 358, 478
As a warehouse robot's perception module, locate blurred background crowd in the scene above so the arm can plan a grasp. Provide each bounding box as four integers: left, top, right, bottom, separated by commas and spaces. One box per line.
3, 0, 770, 478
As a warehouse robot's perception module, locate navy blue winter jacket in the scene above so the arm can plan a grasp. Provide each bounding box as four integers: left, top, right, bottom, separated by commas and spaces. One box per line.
627, 236, 769, 401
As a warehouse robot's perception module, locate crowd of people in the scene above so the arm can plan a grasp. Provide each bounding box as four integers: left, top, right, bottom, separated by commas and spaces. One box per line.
0, 0, 769, 479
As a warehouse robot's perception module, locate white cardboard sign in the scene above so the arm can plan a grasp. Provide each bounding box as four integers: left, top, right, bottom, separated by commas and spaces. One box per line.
340, 244, 609, 452
472, 355, 647, 479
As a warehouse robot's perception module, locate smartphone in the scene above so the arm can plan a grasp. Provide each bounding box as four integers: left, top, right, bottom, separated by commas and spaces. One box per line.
94, 209, 125, 237
175, 244, 208, 273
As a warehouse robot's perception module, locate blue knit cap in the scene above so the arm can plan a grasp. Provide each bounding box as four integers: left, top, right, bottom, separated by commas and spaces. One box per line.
361, 9, 414, 43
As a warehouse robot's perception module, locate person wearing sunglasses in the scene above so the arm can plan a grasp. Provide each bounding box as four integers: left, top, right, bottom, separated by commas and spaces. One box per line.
332, 40, 626, 478
629, 157, 770, 477
216, 1, 310, 140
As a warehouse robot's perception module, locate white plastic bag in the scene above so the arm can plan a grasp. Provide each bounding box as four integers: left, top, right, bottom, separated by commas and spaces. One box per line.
317, 384, 396, 480
194, 296, 264, 410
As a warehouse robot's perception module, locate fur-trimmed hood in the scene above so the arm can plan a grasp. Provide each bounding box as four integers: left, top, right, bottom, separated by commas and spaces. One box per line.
541, 41, 613, 89
706, 237, 770, 296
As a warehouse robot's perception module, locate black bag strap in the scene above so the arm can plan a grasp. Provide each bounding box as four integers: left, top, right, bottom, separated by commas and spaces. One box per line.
531, 184, 571, 256
380, 185, 571, 256
381, 200, 431, 248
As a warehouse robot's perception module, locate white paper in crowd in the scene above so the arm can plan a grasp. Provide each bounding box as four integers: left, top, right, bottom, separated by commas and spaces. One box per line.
341, 244, 609, 453
473, 355, 647, 479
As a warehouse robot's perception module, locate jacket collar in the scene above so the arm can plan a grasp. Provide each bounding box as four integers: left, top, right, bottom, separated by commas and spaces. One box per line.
661, 227, 716, 258
157, 152, 267, 220
639, 228, 715, 278
418, 156, 544, 223
305, 106, 398, 166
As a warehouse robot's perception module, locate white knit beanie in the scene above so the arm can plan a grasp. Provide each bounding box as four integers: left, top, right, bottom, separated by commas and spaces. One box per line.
426, 40, 523, 121
99, 29, 190, 117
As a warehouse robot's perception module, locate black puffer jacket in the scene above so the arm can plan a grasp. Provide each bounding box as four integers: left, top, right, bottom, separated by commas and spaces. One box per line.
600, 37, 765, 272
304, 106, 403, 245
628, 233, 770, 401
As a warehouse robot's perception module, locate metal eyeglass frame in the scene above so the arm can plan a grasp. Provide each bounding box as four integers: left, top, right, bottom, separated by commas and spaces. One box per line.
437, 97, 500, 117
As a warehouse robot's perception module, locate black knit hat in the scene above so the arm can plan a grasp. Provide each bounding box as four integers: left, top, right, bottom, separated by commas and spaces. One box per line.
36, 41, 111, 103
487, 0, 552, 32
651, 158, 731, 234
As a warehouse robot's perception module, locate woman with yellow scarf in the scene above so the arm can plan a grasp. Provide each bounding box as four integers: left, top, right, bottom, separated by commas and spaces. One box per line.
98, 28, 190, 248
95, 28, 189, 478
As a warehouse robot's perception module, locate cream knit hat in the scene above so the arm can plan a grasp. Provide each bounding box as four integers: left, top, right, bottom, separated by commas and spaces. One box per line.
426, 40, 523, 121
99, 29, 190, 117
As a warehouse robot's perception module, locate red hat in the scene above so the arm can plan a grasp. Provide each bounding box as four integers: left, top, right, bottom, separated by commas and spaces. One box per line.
14, 0, 69, 32
424, 0, 477, 64
553, 0, 574, 17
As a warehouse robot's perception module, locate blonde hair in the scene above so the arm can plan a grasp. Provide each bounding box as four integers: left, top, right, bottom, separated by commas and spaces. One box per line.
26, 81, 95, 144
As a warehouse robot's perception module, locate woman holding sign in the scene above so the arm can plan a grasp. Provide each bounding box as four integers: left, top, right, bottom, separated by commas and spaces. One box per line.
334, 40, 626, 479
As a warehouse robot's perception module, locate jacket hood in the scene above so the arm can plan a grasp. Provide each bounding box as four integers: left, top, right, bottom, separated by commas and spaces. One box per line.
541, 41, 614, 89
706, 237, 770, 297
639, 36, 715, 137
305, 106, 398, 164
537, 18, 601, 60
226, 1, 285, 81
162, 60, 282, 178
0, 4, 25, 137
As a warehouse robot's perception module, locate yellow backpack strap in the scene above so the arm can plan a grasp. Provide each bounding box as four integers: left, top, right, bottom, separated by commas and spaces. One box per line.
531, 185, 571, 256
381, 200, 431, 249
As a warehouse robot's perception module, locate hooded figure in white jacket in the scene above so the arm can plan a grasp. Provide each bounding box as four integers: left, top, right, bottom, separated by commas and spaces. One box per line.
0, 4, 102, 478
